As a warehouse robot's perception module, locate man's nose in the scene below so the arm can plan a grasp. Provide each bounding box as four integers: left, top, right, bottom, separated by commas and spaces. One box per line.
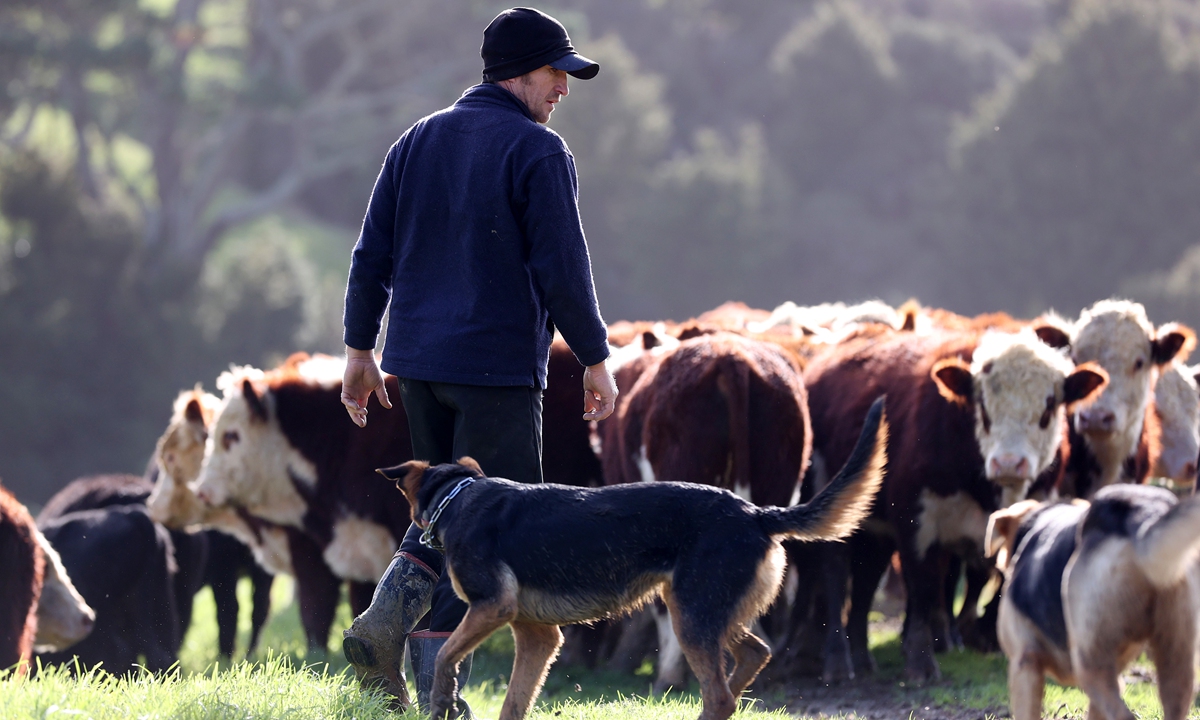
557, 79, 569, 97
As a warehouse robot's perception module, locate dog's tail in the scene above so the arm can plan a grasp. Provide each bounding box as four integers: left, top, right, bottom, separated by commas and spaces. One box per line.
1134, 494, 1200, 588
756, 397, 887, 541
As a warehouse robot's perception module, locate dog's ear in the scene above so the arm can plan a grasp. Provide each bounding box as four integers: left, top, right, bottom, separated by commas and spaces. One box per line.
456, 456, 485, 476
377, 460, 430, 517
984, 500, 1039, 571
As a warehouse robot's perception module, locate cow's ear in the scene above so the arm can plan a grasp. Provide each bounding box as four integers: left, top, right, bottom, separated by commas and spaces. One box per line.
1063, 362, 1108, 409
184, 398, 205, 426
1032, 323, 1071, 351
932, 358, 973, 406
897, 299, 920, 332
456, 456, 485, 476
676, 324, 707, 342
242, 379, 269, 423
641, 331, 661, 350
1152, 323, 1197, 366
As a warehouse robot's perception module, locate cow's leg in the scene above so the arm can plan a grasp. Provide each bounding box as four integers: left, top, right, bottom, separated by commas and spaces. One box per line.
208, 553, 240, 659
846, 533, 892, 676
819, 540, 853, 682
958, 564, 999, 652
897, 537, 943, 682
940, 557, 962, 652
287, 530, 340, 652
604, 606, 657, 673
726, 629, 771, 696
348, 581, 375, 617
247, 562, 273, 655
653, 599, 688, 692
1007, 654, 1046, 720
779, 539, 824, 676
500, 622, 564, 720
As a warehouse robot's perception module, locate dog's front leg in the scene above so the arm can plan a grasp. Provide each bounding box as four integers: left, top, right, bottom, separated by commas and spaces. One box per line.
430, 601, 516, 720
500, 621, 564, 720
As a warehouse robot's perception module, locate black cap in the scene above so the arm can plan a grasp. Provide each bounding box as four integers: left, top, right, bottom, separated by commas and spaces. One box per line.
481, 8, 600, 83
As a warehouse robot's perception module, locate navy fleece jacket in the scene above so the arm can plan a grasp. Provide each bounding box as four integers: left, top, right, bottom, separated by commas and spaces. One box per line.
343, 83, 609, 388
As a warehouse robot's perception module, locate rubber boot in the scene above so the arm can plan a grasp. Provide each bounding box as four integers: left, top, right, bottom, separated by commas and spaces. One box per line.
342, 552, 437, 709
410, 632, 473, 720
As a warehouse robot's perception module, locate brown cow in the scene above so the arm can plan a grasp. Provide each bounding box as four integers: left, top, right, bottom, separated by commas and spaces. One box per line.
0, 482, 44, 675
604, 331, 812, 689
193, 354, 411, 649
801, 326, 1106, 681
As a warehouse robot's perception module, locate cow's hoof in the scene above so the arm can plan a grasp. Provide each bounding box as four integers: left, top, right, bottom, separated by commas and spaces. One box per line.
902, 655, 941, 683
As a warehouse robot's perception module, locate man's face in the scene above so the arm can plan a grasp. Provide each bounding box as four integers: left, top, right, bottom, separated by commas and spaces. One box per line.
508, 66, 569, 124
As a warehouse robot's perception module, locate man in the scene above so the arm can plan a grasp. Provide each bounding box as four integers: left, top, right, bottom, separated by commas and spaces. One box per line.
338, 7, 618, 715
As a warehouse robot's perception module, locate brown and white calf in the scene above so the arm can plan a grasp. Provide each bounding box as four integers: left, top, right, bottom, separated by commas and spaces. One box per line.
32, 530, 94, 653
0, 483, 44, 675
603, 331, 812, 689
1059, 300, 1195, 498
1150, 362, 1200, 487
800, 326, 1106, 681
193, 354, 412, 649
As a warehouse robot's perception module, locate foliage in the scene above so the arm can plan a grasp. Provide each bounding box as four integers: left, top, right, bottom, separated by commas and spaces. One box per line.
941, 0, 1200, 316
0, 152, 308, 504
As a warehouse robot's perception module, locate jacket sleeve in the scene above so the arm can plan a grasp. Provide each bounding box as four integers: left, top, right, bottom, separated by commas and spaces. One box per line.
521, 151, 610, 367
343, 143, 401, 351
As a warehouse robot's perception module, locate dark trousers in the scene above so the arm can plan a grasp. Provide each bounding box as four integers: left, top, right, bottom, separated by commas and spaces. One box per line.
397, 377, 543, 631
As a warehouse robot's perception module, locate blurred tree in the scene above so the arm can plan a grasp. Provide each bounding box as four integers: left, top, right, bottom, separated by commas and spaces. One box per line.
0, 0, 483, 274
0, 151, 307, 504
941, 0, 1200, 316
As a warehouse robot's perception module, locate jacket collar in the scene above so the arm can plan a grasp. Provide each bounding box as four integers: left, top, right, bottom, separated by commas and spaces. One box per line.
456, 83, 537, 123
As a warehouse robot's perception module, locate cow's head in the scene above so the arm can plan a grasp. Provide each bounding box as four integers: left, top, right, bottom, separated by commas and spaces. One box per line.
32, 530, 94, 652
147, 388, 221, 528
1152, 362, 1200, 486
191, 367, 315, 528
1069, 300, 1195, 487
932, 328, 1107, 505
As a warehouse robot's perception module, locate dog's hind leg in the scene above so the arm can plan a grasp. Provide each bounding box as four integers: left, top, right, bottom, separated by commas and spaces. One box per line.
430, 601, 516, 720
500, 622, 564, 720
664, 594, 736, 720
1006, 655, 1046, 720
1077, 666, 1135, 720
1149, 593, 1197, 720
726, 628, 770, 696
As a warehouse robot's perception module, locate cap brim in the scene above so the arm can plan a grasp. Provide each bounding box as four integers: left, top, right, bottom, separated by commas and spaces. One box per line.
550, 52, 600, 80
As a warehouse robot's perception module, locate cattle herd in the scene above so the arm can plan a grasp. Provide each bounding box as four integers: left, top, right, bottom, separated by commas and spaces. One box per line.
2, 297, 1199, 716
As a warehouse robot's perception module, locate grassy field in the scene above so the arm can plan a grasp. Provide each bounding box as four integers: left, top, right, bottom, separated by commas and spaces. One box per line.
1, 576, 1196, 719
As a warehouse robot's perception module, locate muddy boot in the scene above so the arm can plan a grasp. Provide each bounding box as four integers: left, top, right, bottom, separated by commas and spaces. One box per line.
342, 552, 437, 709
410, 632, 473, 719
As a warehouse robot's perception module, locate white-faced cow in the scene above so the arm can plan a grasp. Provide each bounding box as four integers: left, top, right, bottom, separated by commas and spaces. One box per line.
800, 326, 1106, 681
193, 354, 411, 650
1060, 300, 1195, 498
32, 529, 94, 653
1150, 362, 1200, 487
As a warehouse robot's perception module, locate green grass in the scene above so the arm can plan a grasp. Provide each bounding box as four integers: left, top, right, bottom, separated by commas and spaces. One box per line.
2, 582, 1197, 719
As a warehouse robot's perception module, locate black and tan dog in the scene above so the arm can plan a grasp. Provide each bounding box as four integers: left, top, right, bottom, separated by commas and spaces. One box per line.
377, 397, 888, 720
986, 484, 1200, 720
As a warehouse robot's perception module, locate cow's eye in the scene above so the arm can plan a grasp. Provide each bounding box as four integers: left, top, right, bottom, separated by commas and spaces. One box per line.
1133, 358, 1145, 372
222, 430, 240, 450
1039, 395, 1056, 429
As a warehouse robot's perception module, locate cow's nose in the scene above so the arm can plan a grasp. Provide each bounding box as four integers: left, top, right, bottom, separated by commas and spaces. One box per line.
81, 612, 95, 632
989, 453, 1030, 479
1078, 409, 1115, 433
1185, 461, 1198, 482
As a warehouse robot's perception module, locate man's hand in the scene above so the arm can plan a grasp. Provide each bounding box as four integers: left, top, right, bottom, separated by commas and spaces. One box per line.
582, 361, 618, 422
342, 346, 392, 428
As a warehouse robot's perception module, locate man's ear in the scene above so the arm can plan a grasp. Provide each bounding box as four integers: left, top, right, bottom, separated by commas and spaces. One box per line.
378, 460, 430, 516
456, 456, 485, 476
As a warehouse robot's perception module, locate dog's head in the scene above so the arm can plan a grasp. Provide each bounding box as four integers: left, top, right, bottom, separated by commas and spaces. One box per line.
984, 500, 1042, 571
377, 457, 484, 526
